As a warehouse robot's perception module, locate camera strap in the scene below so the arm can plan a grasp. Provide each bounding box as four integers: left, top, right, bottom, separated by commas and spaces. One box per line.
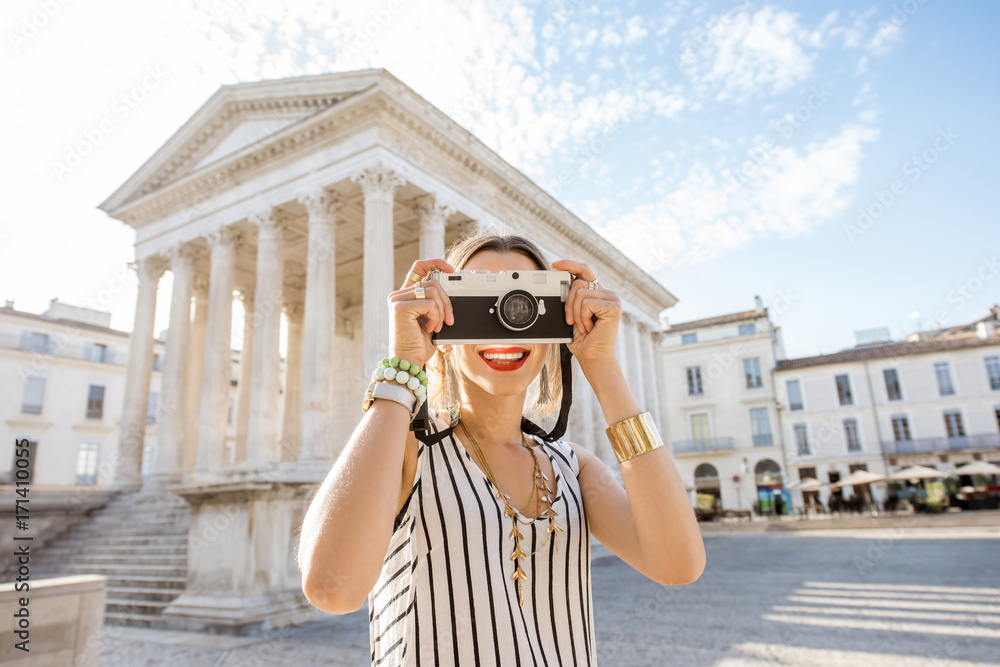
411, 343, 575, 446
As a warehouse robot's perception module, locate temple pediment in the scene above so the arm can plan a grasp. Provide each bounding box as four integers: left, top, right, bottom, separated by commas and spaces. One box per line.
99, 69, 389, 215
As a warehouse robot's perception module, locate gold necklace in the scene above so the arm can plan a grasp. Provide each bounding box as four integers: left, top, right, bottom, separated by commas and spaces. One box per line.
458, 419, 563, 608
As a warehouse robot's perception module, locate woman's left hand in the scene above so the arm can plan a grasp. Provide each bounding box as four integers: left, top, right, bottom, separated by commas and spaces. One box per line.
550, 259, 622, 367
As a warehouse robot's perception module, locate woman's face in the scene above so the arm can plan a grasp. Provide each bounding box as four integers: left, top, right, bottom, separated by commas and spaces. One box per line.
445, 249, 551, 399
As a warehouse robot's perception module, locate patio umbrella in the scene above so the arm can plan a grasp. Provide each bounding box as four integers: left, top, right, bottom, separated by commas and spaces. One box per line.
830, 469, 886, 489
889, 465, 944, 481
788, 477, 825, 491
954, 461, 1000, 476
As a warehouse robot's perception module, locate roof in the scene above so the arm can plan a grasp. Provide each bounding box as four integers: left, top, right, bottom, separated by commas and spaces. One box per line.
0, 305, 164, 342
776, 333, 1000, 370
666, 308, 766, 332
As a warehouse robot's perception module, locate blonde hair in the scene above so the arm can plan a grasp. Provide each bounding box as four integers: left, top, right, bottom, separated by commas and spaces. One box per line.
427, 232, 567, 431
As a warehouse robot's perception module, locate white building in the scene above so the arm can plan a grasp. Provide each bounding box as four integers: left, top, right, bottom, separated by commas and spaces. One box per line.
660, 297, 790, 514
775, 306, 1000, 509
0, 298, 247, 488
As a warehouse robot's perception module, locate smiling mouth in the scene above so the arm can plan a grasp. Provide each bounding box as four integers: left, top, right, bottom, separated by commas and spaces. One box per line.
478, 347, 530, 371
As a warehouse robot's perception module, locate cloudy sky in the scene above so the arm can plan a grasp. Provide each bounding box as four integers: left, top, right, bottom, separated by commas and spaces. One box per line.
2, 0, 997, 358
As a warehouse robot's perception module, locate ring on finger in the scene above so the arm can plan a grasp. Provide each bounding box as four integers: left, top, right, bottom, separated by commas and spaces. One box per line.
407, 270, 426, 283
414, 282, 427, 300
587, 280, 598, 290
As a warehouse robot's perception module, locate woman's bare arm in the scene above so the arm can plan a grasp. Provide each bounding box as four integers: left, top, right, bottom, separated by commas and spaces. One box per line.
297, 397, 414, 614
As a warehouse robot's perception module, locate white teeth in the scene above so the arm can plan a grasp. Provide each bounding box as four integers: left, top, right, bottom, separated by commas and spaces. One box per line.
482, 351, 525, 361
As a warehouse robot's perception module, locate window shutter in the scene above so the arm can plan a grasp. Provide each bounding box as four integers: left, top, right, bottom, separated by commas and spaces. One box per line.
46, 336, 57, 354
83, 342, 93, 361
105, 345, 115, 364
20, 330, 31, 351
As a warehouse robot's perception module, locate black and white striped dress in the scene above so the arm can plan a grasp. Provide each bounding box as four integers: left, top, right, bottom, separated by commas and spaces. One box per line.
367, 418, 597, 666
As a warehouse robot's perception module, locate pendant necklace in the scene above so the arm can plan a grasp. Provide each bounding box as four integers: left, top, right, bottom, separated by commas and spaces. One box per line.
458, 419, 563, 607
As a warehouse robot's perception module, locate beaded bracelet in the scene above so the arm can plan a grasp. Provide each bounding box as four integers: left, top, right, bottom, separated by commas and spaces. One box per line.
371, 357, 428, 402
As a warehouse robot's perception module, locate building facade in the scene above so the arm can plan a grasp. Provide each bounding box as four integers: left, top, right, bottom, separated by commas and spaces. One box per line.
660, 297, 790, 513
775, 307, 1000, 509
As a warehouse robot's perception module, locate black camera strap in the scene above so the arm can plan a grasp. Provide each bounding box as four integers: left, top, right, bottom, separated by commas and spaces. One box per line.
411, 343, 575, 446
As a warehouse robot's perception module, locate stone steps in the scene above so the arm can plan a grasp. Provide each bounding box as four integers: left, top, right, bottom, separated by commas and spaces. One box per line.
31, 488, 192, 628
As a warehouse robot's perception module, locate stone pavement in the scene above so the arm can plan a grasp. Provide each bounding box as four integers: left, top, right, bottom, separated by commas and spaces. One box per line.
100, 524, 1000, 666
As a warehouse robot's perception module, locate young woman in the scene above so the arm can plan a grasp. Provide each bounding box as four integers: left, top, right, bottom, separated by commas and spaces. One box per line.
298, 233, 705, 666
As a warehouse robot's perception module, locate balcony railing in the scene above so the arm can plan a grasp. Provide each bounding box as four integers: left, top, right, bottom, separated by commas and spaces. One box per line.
752, 433, 774, 446
882, 433, 1000, 456
673, 437, 735, 454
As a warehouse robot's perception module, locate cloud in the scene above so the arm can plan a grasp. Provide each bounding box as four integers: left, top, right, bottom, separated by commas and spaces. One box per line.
590, 119, 880, 270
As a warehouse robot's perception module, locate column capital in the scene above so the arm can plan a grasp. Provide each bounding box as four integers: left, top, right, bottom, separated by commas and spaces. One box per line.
412, 193, 456, 228
235, 286, 256, 303
165, 243, 199, 273
248, 207, 289, 242
297, 187, 344, 223
130, 254, 169, 283
205, 226, 243, 256
351, 163, 406, 202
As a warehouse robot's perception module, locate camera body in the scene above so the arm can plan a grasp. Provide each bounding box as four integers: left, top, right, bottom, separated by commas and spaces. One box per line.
428, 268, 574, 344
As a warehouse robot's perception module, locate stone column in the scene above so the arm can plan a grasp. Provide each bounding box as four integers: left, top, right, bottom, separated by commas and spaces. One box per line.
194, 226, 241, 476
413, 194, 455, 260
638, 323, 662, 422
147, 244, 197, 489
281, 299, 305, 462
297, 187, 343, 464
111, 254, 167, 491
649, 330, 670, 444
184, 272, 209, 475
234, 285, 255, 464
570, 361, 598, 455
245, 208, 287, 467
626, 314, 647, 411
351, 163, 405, 371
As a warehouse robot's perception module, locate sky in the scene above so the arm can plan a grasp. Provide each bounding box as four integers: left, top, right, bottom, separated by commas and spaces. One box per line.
2, 0, 998, 359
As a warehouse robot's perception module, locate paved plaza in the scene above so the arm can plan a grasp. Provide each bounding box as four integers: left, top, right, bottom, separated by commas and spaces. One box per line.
100, 524, 1000, 666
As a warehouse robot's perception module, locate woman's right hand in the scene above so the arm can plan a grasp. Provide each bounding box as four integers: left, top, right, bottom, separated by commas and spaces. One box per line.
387, 259, 456, 368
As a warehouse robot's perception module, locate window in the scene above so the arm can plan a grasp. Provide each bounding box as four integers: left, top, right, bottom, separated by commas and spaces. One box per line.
935, 362, 955, 396
986, 356, 1000, 391
849, 463, 868, 473
227, 397, 234, 425
739, 323, 756, 336
794, 424, 810, 456
86, 343, 108, 363
995, 407, 1000, 431
21, 331, 52, 354
76, 443, 100, 485
691, 413, 710, 443
786, 380, 803, 411
744, 358, 763, 389
152, 353, 163, 372
686, 366, 704, 396
86, 384, 105, 420
681, 333, 697, 345
835, 374, 853, 406
798, 466, 816, 480
944, 410, 966, 438
884, 368, 902, 401
147, 391, 159, 425
844, 418, 861, 452
141, 444, 154, 482
891, 415, 911, 442
750, 408, 772, 446
21, 375, 45, 414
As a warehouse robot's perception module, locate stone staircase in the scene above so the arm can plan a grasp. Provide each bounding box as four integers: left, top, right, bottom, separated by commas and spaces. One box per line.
32, 488, 191, 628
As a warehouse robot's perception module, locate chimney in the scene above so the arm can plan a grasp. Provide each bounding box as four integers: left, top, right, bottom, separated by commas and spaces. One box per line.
977, 320, 996, 339
754, 295, 764, 315
660, 315, 671, 331
3, 298, 12, 309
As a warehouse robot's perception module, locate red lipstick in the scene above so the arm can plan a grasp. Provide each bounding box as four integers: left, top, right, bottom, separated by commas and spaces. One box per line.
478, 347, 530, 372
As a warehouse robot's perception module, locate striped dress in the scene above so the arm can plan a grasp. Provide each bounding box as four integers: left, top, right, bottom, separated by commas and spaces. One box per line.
367, 417, 597, 666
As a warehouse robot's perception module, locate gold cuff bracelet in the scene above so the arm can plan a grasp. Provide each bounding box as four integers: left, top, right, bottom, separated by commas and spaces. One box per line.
605, 412, 663, 464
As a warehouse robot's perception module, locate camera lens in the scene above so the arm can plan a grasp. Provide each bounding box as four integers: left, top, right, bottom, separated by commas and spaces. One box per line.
512, 272, 519, 279
497, 290, 538, 331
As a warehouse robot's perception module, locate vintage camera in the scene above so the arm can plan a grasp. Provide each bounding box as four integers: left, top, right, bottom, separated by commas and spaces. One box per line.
427, 268, 574, 344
